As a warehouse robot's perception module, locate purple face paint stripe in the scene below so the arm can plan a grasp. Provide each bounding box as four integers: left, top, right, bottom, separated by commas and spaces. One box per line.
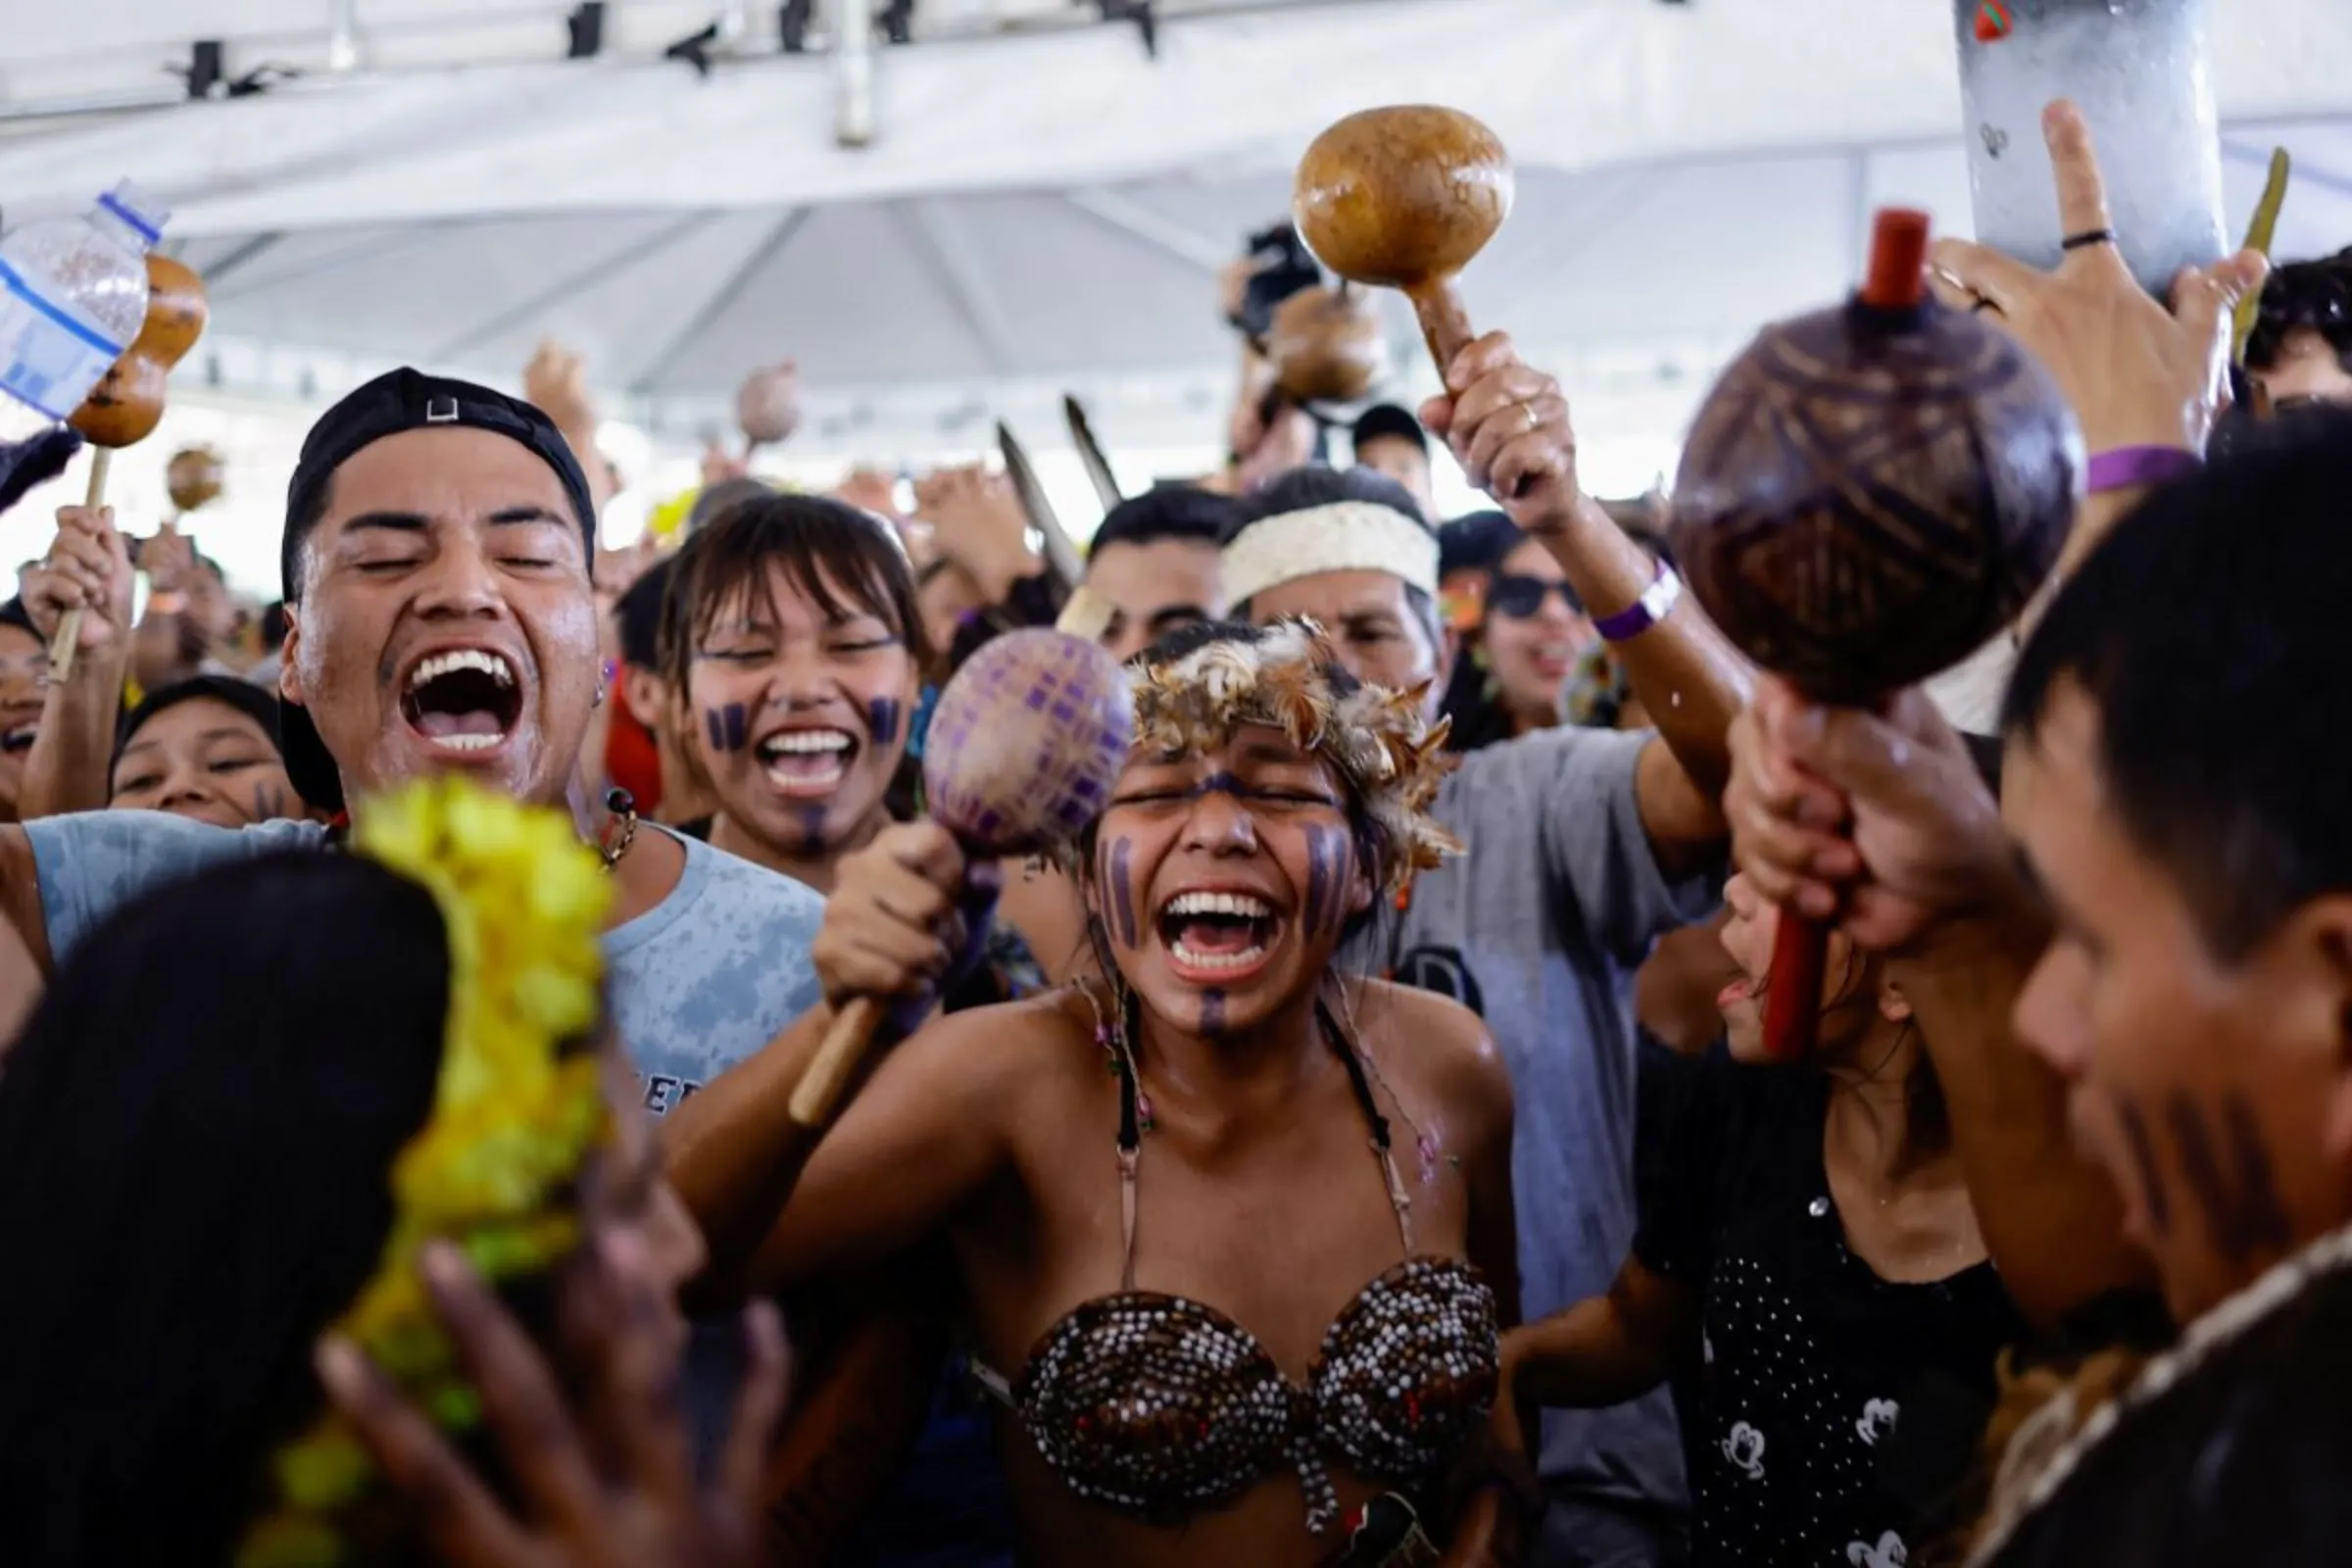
1108, 836, 1141, 949
800, 805, 828, 854
1200, 988, 1227, 1036
705, 708, 725, 753
867, 696, 903, 746
723, 704, 750, 752
1303, 823, 1348, 935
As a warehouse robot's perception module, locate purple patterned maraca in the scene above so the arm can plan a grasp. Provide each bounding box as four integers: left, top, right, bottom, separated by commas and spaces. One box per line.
790, 623, 1131, 1125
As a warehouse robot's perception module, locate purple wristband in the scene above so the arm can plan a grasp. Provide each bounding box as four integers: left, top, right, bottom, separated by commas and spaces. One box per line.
2086, 446, 2201, 495
1593, 561, 1684, 643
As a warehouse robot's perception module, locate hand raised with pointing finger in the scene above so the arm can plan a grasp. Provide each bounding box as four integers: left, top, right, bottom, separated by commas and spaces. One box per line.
1927, 100, 2267, 459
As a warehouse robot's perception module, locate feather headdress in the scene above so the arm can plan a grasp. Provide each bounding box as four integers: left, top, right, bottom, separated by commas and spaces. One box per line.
1127, 620, 1460, 887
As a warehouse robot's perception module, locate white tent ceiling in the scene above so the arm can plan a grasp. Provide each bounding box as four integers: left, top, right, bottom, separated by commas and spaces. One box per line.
0, 0, 2346, 460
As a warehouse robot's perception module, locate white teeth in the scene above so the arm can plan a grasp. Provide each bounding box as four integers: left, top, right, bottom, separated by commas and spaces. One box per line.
1169, 938, 1269, 971
1162, 890, 1273, 920
408, 649, 514, 690
431, 732, 502, 753
759, 729, 855, 757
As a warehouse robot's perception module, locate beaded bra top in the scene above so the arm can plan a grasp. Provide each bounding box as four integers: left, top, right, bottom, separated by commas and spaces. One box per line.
972, 1002, 1499, 1536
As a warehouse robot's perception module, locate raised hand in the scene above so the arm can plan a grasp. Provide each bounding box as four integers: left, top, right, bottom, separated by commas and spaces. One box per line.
814, 822, 973, 1008
1927, 99, 2267, 459
321, 1231, 789, 1568
24, 505, 133, 658
1420, 332, 1579, 527
1725, 675, 2015, 953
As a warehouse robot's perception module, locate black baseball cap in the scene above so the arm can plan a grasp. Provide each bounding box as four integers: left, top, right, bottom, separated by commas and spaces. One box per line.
1351, 403, 1429, 456
276, 368, 599, 813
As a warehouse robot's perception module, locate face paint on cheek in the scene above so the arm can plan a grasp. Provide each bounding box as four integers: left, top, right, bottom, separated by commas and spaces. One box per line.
2167, 1091, 2294, 1266
254, 781, 288, 824
867, 697, 903, 747
2115, 1098, 2172, 1237
1104, 835, 1141, 950
1303, 823, 1351, 936
1200, 988, 1227, 1037
703, 704, 751, 754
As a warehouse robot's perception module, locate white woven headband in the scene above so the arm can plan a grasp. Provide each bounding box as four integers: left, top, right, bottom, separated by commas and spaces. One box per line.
1220, 501, 1440, 609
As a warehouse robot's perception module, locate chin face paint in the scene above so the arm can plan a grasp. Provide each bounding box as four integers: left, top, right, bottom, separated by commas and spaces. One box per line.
1200, 987, 1227, 1036
1303, 822, 1353, 937
867, 696, 904, 747
799, 805, 829, 855
1103, 835, 1141, 950
703, 703, 751, 754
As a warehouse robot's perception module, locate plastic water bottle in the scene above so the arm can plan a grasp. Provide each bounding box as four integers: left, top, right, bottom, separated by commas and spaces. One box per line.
0, 182, 170, 432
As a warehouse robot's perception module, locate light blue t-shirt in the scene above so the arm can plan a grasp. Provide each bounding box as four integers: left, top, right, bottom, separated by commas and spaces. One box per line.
24, 810, 826, 1101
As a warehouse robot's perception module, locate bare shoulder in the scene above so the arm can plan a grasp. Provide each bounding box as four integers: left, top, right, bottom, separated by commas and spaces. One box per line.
1349, 978, 1512, 1125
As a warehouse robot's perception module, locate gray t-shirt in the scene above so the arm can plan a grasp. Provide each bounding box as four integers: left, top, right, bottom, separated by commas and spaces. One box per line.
24, 810, 826, 1108
1356, 725, 1715, 1525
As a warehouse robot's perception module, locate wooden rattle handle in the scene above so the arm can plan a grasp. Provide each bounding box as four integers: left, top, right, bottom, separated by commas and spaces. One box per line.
788, 994, 890, 1127
1762, 910, 1829, 1060
1408, 278, 1537, 502
1408, 279, 1475, 384
48, 451, 113, 685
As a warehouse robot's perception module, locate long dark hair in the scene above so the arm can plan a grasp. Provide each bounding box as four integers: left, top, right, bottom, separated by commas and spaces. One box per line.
0, 853, 453, 1566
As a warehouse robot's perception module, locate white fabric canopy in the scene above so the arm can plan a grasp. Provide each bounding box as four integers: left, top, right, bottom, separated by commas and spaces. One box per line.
0, 0, 2344, 456
4, 0, 2351, 229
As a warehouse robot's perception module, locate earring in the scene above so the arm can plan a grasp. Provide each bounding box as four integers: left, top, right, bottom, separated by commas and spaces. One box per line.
592, 686, 608, 710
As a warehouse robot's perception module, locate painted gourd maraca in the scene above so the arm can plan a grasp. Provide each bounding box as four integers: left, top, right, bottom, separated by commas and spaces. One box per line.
921, 626, 1133, 854
1668, 208, 2081, 1056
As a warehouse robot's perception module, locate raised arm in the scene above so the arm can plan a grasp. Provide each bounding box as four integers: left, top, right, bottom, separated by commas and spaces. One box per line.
20, 507, 135, 820
663, 822, 1023, 1304
1727, 676, 2148, 1328
1422, 334, 1749, 876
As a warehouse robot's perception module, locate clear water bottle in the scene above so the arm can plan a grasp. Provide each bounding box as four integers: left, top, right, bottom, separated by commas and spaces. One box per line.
0, 181, 170, 430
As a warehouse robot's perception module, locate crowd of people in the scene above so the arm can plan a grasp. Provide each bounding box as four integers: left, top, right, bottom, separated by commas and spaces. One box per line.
0, 98, 2348, 1568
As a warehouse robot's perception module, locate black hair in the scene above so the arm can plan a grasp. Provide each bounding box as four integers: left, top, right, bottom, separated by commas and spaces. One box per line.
111, 674, 287, 796
2245, 246, 2352, 376
1090, 483, 1237, 554
2002, 410, 2352, 961
612, 555, 678, 671
686, 476, 774, 538
0, 853, 452, 1566
260, 601, 289, 653
1222, 466, 1446, 661
1436, 510, 1521, 581
0, 597, 34, 640
660, 493, 933, 694
1350, 403, 1429, 458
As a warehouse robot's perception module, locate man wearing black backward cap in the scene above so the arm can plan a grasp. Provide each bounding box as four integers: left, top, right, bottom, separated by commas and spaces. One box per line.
0, 366, 826, 1170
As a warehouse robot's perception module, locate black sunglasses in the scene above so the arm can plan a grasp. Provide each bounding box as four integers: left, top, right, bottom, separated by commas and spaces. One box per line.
1486, 573, 1585, 620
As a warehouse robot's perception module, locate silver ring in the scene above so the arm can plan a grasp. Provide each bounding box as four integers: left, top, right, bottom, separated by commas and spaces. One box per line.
1520, 401, 1542, 433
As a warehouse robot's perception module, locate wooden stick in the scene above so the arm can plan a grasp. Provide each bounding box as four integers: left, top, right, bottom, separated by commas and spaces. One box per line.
787, 995, 889, 1128
48, 449, 111, 685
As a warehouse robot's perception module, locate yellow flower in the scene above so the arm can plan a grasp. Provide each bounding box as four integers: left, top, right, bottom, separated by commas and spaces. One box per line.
241, 779, 613, 1566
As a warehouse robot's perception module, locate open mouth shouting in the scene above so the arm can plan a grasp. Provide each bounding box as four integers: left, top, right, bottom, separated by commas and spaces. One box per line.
1156, 888, 1284, 983
399, 647, 523, 757
0, 719, 37, 757
756, 726, 858, 799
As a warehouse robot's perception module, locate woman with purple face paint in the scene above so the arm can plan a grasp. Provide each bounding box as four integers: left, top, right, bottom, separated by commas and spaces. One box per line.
661, 494, 928, 893
669, 618, 1528, 1568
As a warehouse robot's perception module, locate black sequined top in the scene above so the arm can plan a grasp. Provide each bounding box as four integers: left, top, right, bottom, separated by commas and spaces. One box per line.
973, 1004, 1499, 1537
